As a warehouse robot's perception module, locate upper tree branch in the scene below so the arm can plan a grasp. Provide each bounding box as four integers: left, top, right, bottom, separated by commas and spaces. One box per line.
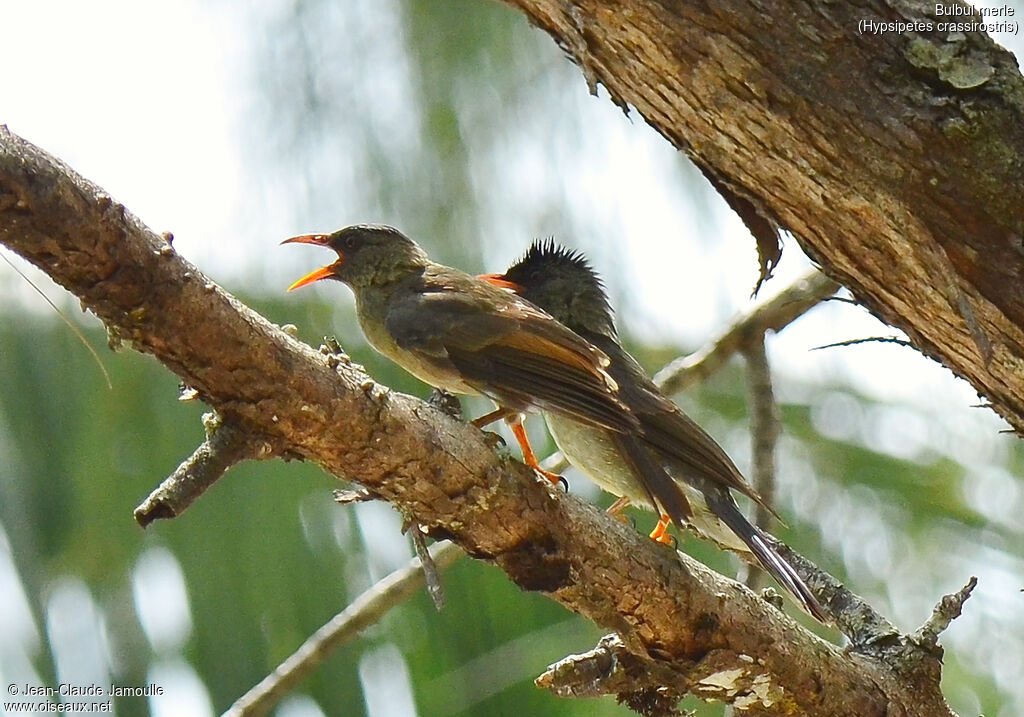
654, 270, 839, 394
0, 127, 960, 716
503, 0, 1024, 434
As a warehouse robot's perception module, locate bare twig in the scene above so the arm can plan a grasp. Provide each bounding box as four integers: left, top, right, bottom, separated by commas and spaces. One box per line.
912, 577, 978, 651
810, 336, 914, 351
740, 335, 780, 591
654, 270, 839, 395
536, 633, 681, 702
224, 541, 464, 717
134, 413, 275, 527
410, 525, 446, 610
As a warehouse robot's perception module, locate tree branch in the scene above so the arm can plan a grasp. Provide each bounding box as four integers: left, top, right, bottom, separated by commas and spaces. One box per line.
134, 412, 278, 526
503, 0, 1024, 436
225, 541, 464, 717
654, 270, 839, 395
912, 577, 978, 652
0, 127, 966, 716
739, 334, 779, 593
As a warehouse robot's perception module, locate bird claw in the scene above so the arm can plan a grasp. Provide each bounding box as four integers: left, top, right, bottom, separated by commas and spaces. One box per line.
427, 388, 464, 420
759, 587, 785, 611
648, 518, 676, 546
480, 431, 506, 449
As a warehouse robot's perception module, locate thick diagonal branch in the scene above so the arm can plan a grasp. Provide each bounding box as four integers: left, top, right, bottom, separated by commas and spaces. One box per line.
0, 128, 961, 716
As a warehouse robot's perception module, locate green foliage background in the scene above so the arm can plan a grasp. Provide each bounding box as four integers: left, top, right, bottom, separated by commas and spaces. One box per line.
1, 1, 1021, 716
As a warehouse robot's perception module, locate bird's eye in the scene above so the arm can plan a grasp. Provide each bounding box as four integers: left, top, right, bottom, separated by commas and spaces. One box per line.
342, 235, 357, 250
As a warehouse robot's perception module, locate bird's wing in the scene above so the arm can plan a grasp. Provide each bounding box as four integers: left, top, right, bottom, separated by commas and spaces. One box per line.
600, 341, 772, 510
386, 284, 637, 433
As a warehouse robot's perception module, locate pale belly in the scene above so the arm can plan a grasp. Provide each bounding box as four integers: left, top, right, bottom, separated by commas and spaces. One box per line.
546, 412, 656, 508
546, 412, 750, 554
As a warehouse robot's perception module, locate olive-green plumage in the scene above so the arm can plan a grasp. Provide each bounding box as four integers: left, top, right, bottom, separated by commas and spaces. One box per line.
282, 224, 641, 440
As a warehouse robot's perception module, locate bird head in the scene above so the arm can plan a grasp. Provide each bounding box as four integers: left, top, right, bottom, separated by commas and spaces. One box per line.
283, 224, 429, 291
481, 239, 617, 338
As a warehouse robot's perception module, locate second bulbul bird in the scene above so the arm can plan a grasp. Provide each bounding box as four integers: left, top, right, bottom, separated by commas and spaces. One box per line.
483, 240, 827, 622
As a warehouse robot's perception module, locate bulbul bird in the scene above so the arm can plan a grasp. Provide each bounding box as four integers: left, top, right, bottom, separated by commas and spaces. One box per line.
282, 224, 691, 530
481, 240, 827, 621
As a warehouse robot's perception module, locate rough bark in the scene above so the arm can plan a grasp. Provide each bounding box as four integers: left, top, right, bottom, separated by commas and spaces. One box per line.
501, 0, 1024, 433
0, 126, 964, 716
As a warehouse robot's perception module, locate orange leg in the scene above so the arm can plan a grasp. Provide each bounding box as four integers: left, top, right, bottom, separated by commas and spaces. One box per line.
507, 415, 563, 485
471, 406, 515, 429
648, 514, 674, 545
606, 496, 631, 522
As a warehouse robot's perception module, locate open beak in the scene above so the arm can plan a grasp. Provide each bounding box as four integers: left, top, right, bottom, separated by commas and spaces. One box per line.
280, 234, 330, 246
282, 234, 341, 291
287, 264, 338, 292
478, 273, 524, 293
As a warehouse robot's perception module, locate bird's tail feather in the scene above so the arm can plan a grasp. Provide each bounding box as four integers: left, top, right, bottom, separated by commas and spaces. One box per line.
705, 492, 829, 623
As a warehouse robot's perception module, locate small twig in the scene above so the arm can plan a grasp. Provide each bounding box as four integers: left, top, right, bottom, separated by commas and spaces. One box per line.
654, 270, 839, 395
410, 525, 446, 610
740, 334, 780, 591
224, 541, 464, 717
134, 413, 273, 527
821, 295, 860, 306
810, 336, 913, 351
912, 577, 978, 651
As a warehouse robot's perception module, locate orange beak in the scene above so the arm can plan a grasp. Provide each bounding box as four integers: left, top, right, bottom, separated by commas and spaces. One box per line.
286, 264, 338, 291
478, 273, 524, 293
281, 234, 341, 292
281, 234, 330, 246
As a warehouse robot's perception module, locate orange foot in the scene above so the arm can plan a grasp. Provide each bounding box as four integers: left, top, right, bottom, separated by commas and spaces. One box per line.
508, 415, 563, 485
606, 496, 632, 522
648, 514, 674, 545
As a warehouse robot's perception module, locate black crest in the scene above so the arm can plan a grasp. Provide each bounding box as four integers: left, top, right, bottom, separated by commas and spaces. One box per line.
504, 238, 616, 336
